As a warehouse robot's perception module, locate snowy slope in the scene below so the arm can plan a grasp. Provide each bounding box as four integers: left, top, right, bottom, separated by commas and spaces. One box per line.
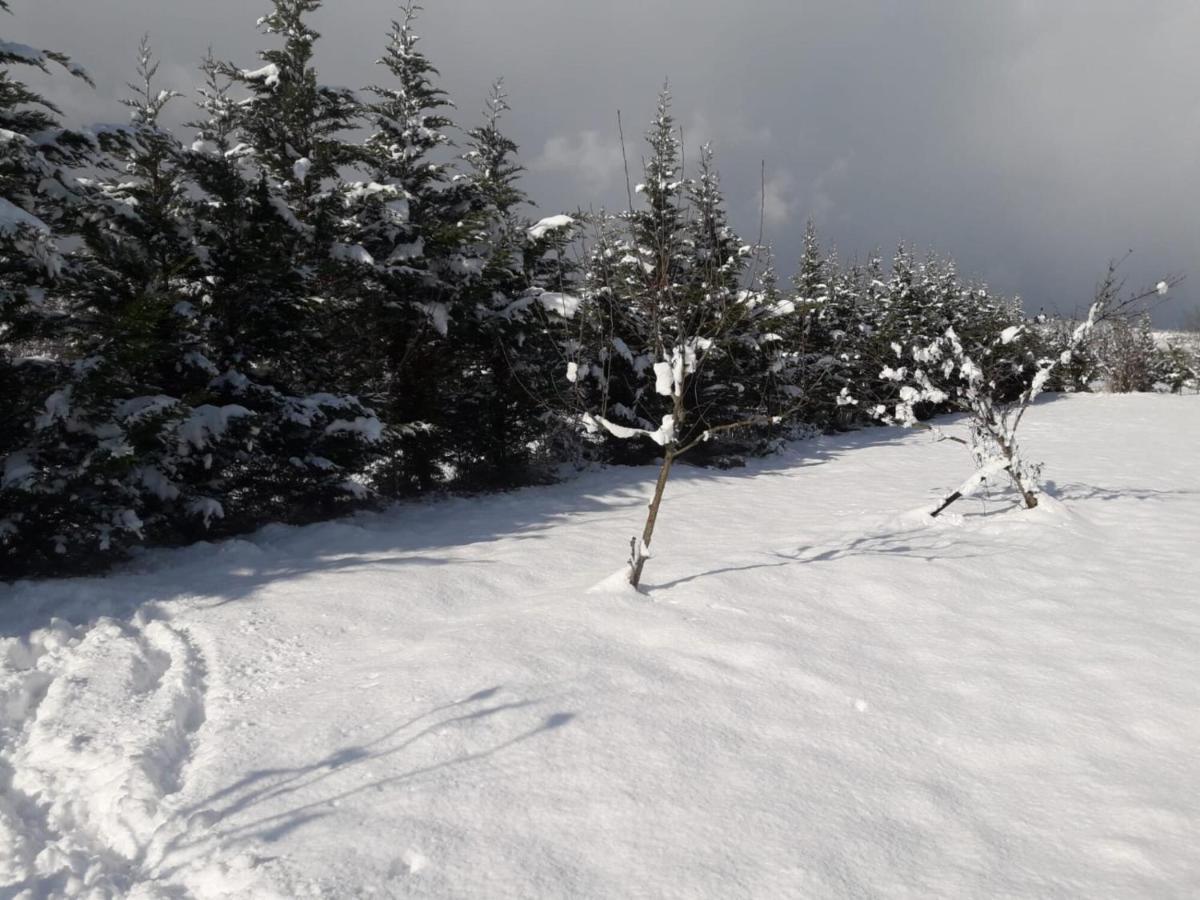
2, 394, 1199, 898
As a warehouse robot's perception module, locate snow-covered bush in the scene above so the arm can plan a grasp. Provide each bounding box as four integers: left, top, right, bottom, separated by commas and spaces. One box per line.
874, 323, 1052, 513
1155, 339, 1199, 394
871, 262, 1180, 516
1093, 316, 1160, 393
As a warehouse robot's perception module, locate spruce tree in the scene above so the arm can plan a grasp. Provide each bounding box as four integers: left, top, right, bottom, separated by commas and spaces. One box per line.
449, 80, 551, 487
347, 0, 455, 415
55, 38, 215, 554
344, 3, 484, 494
0, 7, 110, 574
180, 2, 384, 531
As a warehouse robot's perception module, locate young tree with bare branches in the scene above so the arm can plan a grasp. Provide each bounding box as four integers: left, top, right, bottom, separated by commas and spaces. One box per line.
569, 91, 792, 587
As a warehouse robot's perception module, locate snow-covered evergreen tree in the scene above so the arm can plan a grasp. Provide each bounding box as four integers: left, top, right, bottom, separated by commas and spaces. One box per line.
777, 222, 848, 429
47, 38, 217, 555
331, 2, 464, 494
435, 80, 542, 488
0, 7, 106, 574
1096, 315, 1159, 393
179, 2, 385, 531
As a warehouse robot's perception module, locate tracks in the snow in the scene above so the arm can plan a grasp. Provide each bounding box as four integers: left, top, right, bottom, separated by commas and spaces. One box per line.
0, 612, 209, 896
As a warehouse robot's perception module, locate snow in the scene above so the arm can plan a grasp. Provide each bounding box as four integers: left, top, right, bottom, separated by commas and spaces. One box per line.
291, 157, 311, 183
114, 508, 144, 538
137, 467, 181, 502
1157, 280, 1170, 296
339, 479, 370, 500
611, 336, 634, 364
999, 324, 1023, 344
419, 302, 449, 336
116, 395, 179, 422
240, 63, 280, 88
330, 243, 374, 266
0, 198, 49, 235
653, 360, 673, 396
0, 41, 49, 64
182, 352, 218, 374
450, 255, 485, 277
652, 338, 713, 399
387, 237, 424, 262
527, 214, 575, 240
34, 390, 72, 430
585, 412, 676, 446
188, 498, 225, 528
177, 405, 253, 452
535, 291, 580, 318
324, 416, 385, 443
2, 394, 1200, 897
266, 196, 307, 234
1, 452, 34, 490
0, 129, 31, 146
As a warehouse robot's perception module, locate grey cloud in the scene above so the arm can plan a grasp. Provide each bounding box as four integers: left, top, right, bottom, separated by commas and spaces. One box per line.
6, 0, 1197, 323
531, 129, 624, 193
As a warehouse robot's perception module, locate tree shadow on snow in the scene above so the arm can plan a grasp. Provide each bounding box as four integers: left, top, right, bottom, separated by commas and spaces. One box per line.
151, 685, 576, 874
0, 474, 658, 633
649, 523, 1004, 592
1042, 479, 1200, 503
0, 423, 922, 634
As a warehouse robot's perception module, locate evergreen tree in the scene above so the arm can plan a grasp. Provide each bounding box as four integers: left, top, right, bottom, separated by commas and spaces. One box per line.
179, 2, 384, 532
344, 0, 455, 424
0, 6, 107, 574
55, 38, 216, 554
449, 81, 574, 487
1097, 314, 1159, 393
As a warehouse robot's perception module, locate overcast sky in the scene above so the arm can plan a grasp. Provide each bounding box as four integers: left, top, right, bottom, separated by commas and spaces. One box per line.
8, 0, 1199, 324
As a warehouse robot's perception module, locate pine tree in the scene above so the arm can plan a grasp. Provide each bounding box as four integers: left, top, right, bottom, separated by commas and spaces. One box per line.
782, 222, 844, 428
54, 38, 215, 554
1097, 315, 1159, 393
178, 2, 384, 531
0, 6, 108, 574
220, 0, 361, 387
340, 5, 504, 495
345, 0, 455, 418
449, 80, 561, 487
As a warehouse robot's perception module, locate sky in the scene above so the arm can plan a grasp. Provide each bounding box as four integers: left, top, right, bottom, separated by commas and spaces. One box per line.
8, 0, 1199, 324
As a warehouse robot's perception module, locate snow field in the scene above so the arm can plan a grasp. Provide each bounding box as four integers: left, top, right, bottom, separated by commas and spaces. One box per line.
1, 393, 1199, 898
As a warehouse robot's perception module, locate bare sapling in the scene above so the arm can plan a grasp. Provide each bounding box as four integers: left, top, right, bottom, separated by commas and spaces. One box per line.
568, 91, 796, 588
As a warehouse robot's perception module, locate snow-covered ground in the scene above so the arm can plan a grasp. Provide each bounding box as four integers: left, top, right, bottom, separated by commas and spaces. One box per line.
2, 394, 1198, 898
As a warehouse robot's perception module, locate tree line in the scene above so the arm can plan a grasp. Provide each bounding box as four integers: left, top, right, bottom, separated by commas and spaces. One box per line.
0, 0, 1184, 580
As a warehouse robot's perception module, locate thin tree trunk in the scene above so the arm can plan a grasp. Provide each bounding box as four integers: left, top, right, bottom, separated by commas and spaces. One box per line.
628, 449, 675, 587
928, 460, 1038, 518
929, 490, 963, 518
1001, 439, 1039, 509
